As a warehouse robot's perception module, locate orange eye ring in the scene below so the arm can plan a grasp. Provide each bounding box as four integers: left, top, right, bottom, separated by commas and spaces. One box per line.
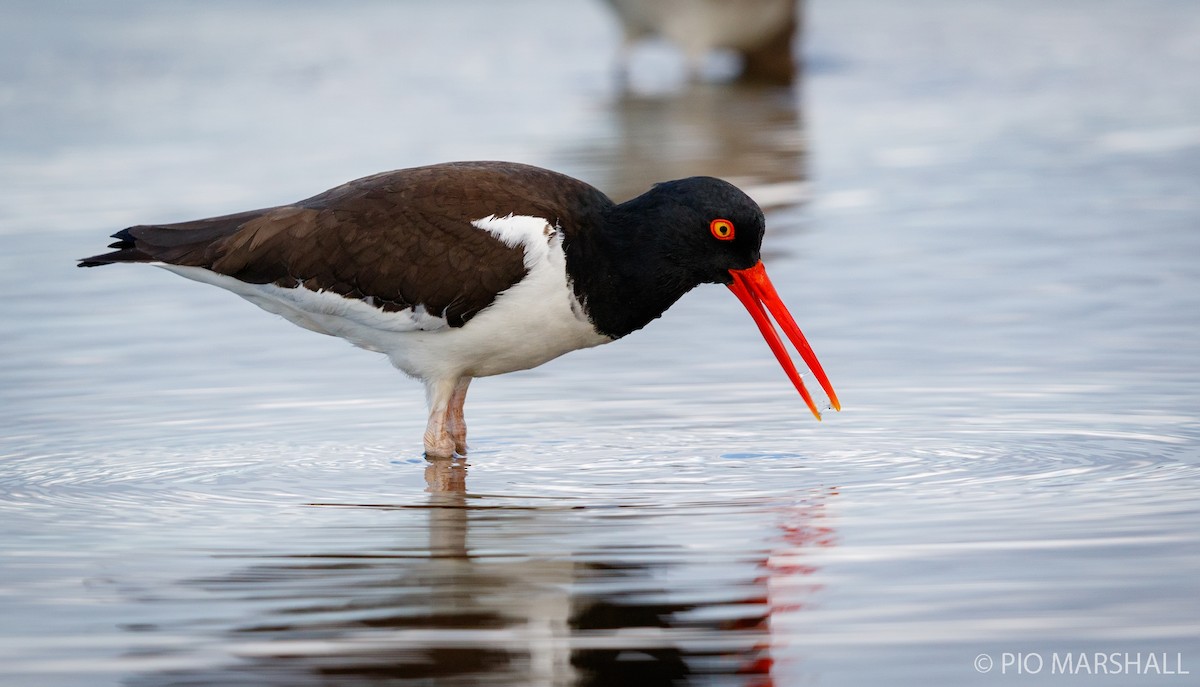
710, 218, 735, 241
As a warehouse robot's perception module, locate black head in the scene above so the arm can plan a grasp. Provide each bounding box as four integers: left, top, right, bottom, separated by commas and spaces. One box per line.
622, 176, 767, 286
571, 174, 841, 420
569, 176, 768, 339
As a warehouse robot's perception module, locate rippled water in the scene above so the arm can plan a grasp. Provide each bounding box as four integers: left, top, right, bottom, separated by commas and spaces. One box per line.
3, 1, 1199, 685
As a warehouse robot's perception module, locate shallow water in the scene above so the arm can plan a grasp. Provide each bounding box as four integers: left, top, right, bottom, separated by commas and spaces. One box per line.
2, 0, 1199, 685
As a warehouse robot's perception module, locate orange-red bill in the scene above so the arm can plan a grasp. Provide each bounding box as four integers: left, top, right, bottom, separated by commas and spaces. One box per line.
727, 261, 840, 420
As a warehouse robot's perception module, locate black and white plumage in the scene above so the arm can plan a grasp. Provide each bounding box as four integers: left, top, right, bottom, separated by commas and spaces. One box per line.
80, 161, 838, 458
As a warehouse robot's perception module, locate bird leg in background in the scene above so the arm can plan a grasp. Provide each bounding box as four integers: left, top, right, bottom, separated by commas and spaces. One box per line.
739, 12, 798, 85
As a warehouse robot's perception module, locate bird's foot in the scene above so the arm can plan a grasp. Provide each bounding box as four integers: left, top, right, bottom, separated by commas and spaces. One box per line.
423, 430, 459, 460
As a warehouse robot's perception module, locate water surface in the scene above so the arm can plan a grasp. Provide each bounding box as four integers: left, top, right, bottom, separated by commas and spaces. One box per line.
2, 1, 1198, 685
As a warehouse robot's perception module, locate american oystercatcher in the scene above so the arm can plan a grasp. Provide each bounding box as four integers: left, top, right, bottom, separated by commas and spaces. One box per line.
79, 161, 838, 458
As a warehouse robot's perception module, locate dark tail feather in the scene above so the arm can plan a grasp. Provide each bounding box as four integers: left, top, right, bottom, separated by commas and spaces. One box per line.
78, 228, 149, 267
77, 210, 267, 268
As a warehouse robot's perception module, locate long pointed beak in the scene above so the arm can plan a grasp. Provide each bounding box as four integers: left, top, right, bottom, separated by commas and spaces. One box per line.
727, 261, 840, 420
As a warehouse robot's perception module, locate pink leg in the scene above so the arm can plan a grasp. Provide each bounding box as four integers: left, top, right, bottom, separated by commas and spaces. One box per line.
423, 378, 457, 459
423, 376, 471, 459
446, 377, 471, 455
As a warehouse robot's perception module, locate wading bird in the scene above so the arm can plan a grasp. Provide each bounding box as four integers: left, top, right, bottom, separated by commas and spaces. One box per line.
80, 161, 838, 458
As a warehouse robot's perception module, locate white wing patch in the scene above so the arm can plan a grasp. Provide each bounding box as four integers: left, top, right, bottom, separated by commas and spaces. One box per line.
471, 213, 557, 269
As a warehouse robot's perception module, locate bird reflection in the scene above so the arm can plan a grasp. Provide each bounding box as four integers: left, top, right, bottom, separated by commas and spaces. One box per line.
425, 457, 469, 497
425, 457, 470, 558
122, 458, 835, 687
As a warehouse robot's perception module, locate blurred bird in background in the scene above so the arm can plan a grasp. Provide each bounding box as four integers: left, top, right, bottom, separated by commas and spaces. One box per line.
602, 0, 800, 85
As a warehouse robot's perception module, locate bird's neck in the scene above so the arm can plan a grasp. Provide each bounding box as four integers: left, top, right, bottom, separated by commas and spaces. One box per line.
564, 201, 697, 339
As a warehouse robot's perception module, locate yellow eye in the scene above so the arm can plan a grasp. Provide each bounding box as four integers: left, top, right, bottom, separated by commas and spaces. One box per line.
710, 218, 735, 241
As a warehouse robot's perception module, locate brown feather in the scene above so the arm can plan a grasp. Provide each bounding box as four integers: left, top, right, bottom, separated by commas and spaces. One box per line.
78, 161, 615, 327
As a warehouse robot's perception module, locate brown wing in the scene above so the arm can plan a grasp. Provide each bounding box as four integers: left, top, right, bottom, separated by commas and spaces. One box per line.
79, 161, 613, 327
